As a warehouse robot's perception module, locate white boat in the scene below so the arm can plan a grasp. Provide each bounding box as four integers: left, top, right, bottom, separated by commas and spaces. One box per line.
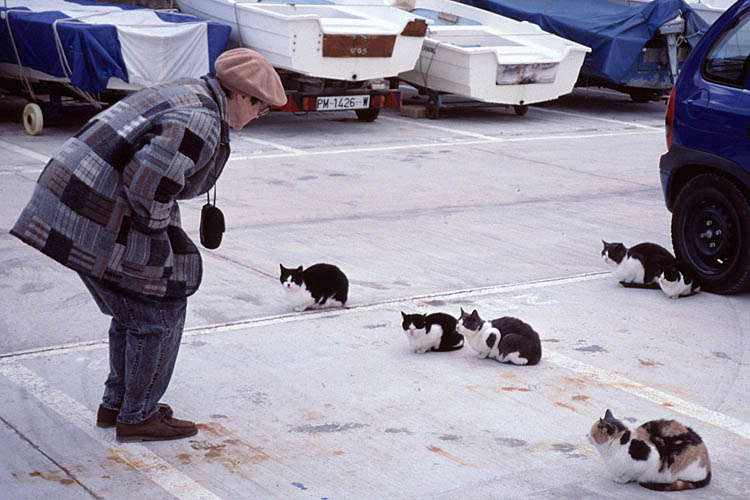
381, 0, 590, 109
177, 0, 428, 81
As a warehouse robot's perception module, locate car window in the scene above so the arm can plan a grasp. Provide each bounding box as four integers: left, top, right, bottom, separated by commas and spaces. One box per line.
703, 12, 750, 87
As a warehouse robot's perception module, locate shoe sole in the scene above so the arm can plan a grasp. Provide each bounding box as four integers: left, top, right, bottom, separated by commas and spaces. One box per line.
116, 428, 198, 443
96, 422, 116, 429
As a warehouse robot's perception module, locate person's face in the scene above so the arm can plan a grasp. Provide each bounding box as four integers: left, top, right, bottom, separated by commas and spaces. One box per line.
227, 93, 269, 130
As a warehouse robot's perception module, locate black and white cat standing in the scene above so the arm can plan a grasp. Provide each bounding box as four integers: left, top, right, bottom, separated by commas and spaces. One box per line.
456, 308, 541, 365
401, 312, 464, 353
279, 263, 348, 312
588, 409, 711, 491
601, 240, 676, 288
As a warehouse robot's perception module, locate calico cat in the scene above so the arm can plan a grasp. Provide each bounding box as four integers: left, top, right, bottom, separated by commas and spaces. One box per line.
401, 312, 464, 353
601, 240, 676, 288
588, 409, 711, 491
456, 308, 541, 365
658, 262, 701, 299
279, 263, 348, 312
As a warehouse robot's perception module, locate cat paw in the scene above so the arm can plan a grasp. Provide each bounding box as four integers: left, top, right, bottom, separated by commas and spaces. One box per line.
293, 306, 306, 312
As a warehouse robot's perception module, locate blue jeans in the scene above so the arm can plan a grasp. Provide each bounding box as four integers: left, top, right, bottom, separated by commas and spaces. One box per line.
79, 274, 187, 424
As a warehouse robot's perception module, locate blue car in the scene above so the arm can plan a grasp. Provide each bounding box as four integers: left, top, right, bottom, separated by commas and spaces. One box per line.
660, 0, 750, 294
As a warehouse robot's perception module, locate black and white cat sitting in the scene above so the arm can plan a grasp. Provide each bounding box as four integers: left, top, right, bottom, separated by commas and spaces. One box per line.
601, 240, 676, 289
658, 262, 701, 299
279, 263, 348, 312
401, 312, 464, 354
456, 308, 541, 365
588, 409, 711, 491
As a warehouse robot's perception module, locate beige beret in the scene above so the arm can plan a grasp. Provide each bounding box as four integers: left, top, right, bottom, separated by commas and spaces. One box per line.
214, 48, 287, 106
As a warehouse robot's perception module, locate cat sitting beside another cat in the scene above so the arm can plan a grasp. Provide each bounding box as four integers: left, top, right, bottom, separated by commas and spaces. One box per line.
601, 240, 700, 299
280, 263, 348, 312
401, 312, 464, 353
456, 308, 541, 365
588, 409, 711, 491
658, 261, 701, 299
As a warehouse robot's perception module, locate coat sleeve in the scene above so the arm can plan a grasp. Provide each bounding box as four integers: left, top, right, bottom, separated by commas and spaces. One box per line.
121, 109, 220, 232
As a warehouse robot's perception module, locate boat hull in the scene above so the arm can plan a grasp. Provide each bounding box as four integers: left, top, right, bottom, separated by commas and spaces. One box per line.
178, 0, 427, 81
394, 0, 590, 104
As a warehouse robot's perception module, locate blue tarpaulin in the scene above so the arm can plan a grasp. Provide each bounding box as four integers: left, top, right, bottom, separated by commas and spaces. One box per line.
0, 0, 231, 94
459, 0, 709, 86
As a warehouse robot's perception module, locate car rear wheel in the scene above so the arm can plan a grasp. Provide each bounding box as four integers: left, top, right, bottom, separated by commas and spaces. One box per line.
671, 173, 750, 294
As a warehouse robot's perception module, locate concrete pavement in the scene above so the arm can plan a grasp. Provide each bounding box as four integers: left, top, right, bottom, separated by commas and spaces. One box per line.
1, 87, 748, 499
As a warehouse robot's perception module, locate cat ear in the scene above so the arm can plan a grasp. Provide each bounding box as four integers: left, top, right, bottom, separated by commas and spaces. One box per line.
401, 311, 406, 319
604, 409, 614, 420
296, 266, 303, 272
280, 264, 285, 271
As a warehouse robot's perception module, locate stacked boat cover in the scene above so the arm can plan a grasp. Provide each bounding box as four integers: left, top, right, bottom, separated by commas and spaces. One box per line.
0, 0, 231, 93
459, 0, 709, 85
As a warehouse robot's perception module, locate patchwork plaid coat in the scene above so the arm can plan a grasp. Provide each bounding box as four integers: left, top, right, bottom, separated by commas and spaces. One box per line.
11, 75, 230, 298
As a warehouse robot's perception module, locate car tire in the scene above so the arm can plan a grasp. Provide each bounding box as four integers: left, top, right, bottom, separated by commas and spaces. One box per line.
671, 173, 750, 294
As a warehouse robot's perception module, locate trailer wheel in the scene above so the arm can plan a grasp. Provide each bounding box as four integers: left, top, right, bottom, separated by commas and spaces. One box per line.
355, 108, 380, 122
23, 103, 44, 136
514, 104, 528, 116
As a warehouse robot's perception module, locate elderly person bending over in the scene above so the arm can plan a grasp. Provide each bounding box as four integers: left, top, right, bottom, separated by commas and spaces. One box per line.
11, 48, 286, 442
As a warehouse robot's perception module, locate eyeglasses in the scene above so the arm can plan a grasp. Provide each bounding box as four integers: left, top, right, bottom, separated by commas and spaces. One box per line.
251, 97, 270, 118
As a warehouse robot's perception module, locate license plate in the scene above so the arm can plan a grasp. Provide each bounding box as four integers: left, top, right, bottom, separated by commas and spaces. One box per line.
316, 95, 370, 111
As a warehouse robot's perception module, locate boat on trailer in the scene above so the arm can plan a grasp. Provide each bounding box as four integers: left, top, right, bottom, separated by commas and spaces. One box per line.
177, 0, 428, 121
382, 0, 590, 115
0, 0, 230, 135
176, 0, 429, 81
460, 0, 709, 102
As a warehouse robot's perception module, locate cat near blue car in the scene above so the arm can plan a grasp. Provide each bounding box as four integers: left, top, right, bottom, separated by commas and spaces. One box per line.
602, 240, 700, 299
277, 237, 712, 493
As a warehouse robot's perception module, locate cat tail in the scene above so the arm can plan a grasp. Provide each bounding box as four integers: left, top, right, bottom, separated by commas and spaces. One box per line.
436, 335, 464, 352
619, 281, 660, 290
639, 472, 711, 491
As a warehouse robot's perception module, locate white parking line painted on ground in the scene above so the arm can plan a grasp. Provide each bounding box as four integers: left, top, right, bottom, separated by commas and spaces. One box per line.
185, 272, 610, 336
232, 134, 308, 154
1, 272, 609, 362
533, 106, 664, 131
0, 167, 47, 176
0, 139, 50, 163
377, 115, 497, 140
0, 129, 661, 173
0, 363, 222, 500
228, 129, 661, 163
546, 351, 750, 441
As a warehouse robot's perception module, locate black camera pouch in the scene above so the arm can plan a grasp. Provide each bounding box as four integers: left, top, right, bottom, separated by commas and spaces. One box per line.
200, 188, 225, 249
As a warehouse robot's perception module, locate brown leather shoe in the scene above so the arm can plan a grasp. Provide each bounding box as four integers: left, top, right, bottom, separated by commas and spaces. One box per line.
116, 411, 198, 442
97, 403, 173, 428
